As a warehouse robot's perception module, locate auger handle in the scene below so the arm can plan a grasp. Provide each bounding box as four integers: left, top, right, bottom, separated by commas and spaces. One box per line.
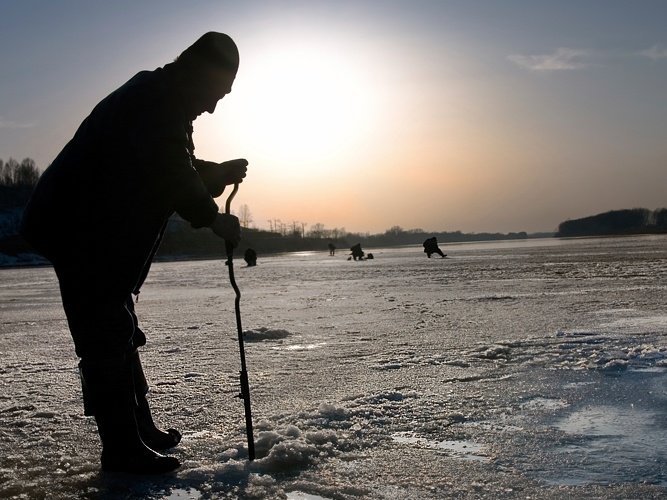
225, 183, 239, 216
224, 183, 239, 258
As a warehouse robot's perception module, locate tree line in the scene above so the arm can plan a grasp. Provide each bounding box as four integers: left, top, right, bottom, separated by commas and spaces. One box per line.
556, 208, 667, 237
0, 158, 39, 213
0, 158, 40, 188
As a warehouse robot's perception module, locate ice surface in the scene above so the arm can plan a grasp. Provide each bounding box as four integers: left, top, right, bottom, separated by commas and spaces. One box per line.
1, 235, 666, 498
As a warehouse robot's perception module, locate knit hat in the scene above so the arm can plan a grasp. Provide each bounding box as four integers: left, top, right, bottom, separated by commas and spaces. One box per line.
177, 32, 239, 74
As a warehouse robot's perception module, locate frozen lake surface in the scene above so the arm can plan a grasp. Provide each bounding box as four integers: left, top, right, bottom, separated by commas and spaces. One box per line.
1, 235, 666, 499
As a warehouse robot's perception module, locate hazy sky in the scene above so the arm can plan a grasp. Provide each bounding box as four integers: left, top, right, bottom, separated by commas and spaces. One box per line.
1, 1, 665, 233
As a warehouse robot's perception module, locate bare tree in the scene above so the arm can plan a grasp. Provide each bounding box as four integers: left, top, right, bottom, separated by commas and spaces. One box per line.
269, 218, 283, 234
16, 158, 39, 185
291, 221, 308, 237
237, 203, 253, 228
0, 157, 39, 187
309, 222, 326, 238
0, 158, 19, 186
0, 159, 9, 185
330, 227, 345, 239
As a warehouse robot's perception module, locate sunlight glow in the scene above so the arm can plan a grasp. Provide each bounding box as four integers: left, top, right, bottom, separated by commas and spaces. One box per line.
225, 41, 380, 173
191, 31, 392, 231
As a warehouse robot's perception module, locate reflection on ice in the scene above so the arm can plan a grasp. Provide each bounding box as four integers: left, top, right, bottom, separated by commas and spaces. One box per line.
601, 314, 667, 331
287, 491, 329, 500
166, 488, 199, 499
183, 429, 226, 440
546, 404, 667, 486
281, 343, 327, 351
519, 396, 569, 411
391, 432, 488, 462
556, 404, 654, 436
287, 492, 333, 500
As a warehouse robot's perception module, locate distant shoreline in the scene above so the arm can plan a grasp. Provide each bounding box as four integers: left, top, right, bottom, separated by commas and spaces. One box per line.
556, 208, 666, 237
3, 192, 665, 269
4, 232, 667, 270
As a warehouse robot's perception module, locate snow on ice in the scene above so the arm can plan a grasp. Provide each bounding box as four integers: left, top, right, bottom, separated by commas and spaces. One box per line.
1, 235, 666, 498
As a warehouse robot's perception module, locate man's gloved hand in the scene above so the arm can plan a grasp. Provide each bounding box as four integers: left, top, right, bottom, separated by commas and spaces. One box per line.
220, 158, 248, 185
195, 158, 248, 197
210, 213, 241, 247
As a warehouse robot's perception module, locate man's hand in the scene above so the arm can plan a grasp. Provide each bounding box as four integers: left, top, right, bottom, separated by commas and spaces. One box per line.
195, 158, 248, 197
210, 213, 241, 247
220, 158, 248, 185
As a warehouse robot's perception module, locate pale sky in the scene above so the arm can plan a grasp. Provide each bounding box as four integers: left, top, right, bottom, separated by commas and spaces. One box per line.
1, 0, 665, 234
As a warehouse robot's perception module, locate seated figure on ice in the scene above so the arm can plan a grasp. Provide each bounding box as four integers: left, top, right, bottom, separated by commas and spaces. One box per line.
350, 243, 365, 261
244, 248, 257, 266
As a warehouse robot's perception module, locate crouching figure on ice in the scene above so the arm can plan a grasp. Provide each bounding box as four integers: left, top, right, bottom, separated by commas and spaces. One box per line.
423, 237, 446, 258
20, 33, 247, 474
349, 243, 365, 260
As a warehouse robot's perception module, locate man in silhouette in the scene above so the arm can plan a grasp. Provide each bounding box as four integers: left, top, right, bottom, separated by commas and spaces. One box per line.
21, 32, 246, 474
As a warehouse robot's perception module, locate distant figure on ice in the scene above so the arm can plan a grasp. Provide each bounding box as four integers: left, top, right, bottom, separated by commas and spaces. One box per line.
423, 237, 446, 258
20, 32, 247, 474
350, 243, 365, 261
328, 242, 336, 256
244, 248, 257, 266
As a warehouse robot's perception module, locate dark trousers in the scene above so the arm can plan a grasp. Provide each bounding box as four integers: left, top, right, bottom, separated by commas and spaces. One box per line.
53, 258, 146, 359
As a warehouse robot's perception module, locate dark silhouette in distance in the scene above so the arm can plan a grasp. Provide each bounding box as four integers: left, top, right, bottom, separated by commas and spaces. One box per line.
328, 242, 336, 256
423, 237, 446, 258
244, 247, 257, 266
350, 243, 365, 261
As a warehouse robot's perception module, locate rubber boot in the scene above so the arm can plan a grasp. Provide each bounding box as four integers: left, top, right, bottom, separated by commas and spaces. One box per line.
129, 350, 182, 451
79, 356, 180, 474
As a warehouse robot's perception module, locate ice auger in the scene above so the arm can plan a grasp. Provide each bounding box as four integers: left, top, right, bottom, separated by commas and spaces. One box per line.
224, 183, 255, 461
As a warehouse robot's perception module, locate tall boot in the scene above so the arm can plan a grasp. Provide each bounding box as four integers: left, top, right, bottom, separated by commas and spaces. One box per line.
79, 356, 180, 474
129, 350, 182, 451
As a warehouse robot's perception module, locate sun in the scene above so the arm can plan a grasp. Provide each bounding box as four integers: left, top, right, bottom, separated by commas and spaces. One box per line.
224, 40, 379, 170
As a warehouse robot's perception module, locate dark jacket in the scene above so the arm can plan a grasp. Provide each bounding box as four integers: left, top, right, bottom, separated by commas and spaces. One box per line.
21, 64, 222, 293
